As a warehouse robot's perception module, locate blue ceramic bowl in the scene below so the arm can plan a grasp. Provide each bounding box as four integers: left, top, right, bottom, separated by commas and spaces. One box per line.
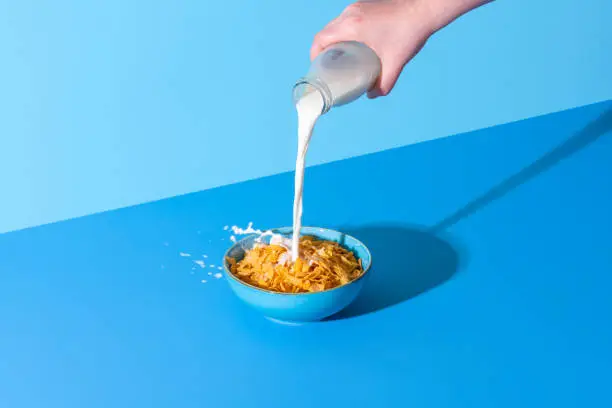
223, 226, 372, 324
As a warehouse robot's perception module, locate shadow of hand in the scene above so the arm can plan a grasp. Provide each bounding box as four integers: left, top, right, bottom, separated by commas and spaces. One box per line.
329, 224, 461, 320
326, 107, 612, 321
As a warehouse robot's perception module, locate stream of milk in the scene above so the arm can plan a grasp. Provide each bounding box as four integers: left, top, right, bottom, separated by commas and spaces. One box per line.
291, 91, 325, 261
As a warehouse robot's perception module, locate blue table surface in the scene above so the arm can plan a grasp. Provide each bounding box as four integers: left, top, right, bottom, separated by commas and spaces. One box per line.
1, 100, 611, 408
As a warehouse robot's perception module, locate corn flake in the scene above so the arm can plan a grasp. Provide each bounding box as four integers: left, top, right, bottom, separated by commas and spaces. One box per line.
227, 236, 364, 293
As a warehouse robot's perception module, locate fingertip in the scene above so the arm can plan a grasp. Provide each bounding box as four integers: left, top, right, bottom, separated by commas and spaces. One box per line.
310, 45, 322, 61
367, 89, 381, 99
374, 72, 399, 98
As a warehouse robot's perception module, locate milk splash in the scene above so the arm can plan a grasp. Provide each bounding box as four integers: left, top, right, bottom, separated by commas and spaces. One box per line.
291, 91, 324, 261
229, 222, 292, 251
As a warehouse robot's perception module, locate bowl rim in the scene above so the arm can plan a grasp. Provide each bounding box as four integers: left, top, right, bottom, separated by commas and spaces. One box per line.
222, 226, 373, 297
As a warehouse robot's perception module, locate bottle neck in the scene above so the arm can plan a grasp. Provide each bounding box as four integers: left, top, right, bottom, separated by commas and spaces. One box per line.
292, 77, 332, 115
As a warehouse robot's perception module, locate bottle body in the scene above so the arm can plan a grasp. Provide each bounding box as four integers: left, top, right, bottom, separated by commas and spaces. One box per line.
293, 41, 382, 114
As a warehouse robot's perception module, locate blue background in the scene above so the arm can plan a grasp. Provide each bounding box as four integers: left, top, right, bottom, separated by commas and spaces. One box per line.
1, 1, 612, 406
1, 101, 611, 407
1, 0, 611, 233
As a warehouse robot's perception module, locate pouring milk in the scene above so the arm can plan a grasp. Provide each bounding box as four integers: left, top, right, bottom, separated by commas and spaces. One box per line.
291, 41, 381, 261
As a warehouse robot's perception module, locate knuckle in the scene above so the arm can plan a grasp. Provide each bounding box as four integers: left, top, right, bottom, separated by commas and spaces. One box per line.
343, 3, 365, 24
344, 2, 364, 15
346, 14, 364, 27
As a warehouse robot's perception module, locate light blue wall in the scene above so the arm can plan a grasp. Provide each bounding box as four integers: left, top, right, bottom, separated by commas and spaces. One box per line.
1, 0, 611, 233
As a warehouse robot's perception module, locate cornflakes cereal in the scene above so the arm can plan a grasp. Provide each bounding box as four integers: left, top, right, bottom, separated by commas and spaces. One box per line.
227, 236, 364, 293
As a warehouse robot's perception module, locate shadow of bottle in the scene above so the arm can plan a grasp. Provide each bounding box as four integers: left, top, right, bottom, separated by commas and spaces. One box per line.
327, 224, 463, 320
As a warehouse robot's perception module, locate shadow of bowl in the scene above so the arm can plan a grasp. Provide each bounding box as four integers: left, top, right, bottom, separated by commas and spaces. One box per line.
327, 224, 464, 320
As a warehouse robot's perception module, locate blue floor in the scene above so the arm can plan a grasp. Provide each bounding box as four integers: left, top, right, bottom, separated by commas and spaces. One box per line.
1, 100, 611, 407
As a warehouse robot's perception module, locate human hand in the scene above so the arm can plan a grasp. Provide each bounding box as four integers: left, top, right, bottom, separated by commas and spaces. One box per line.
311, 0, 491, 98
